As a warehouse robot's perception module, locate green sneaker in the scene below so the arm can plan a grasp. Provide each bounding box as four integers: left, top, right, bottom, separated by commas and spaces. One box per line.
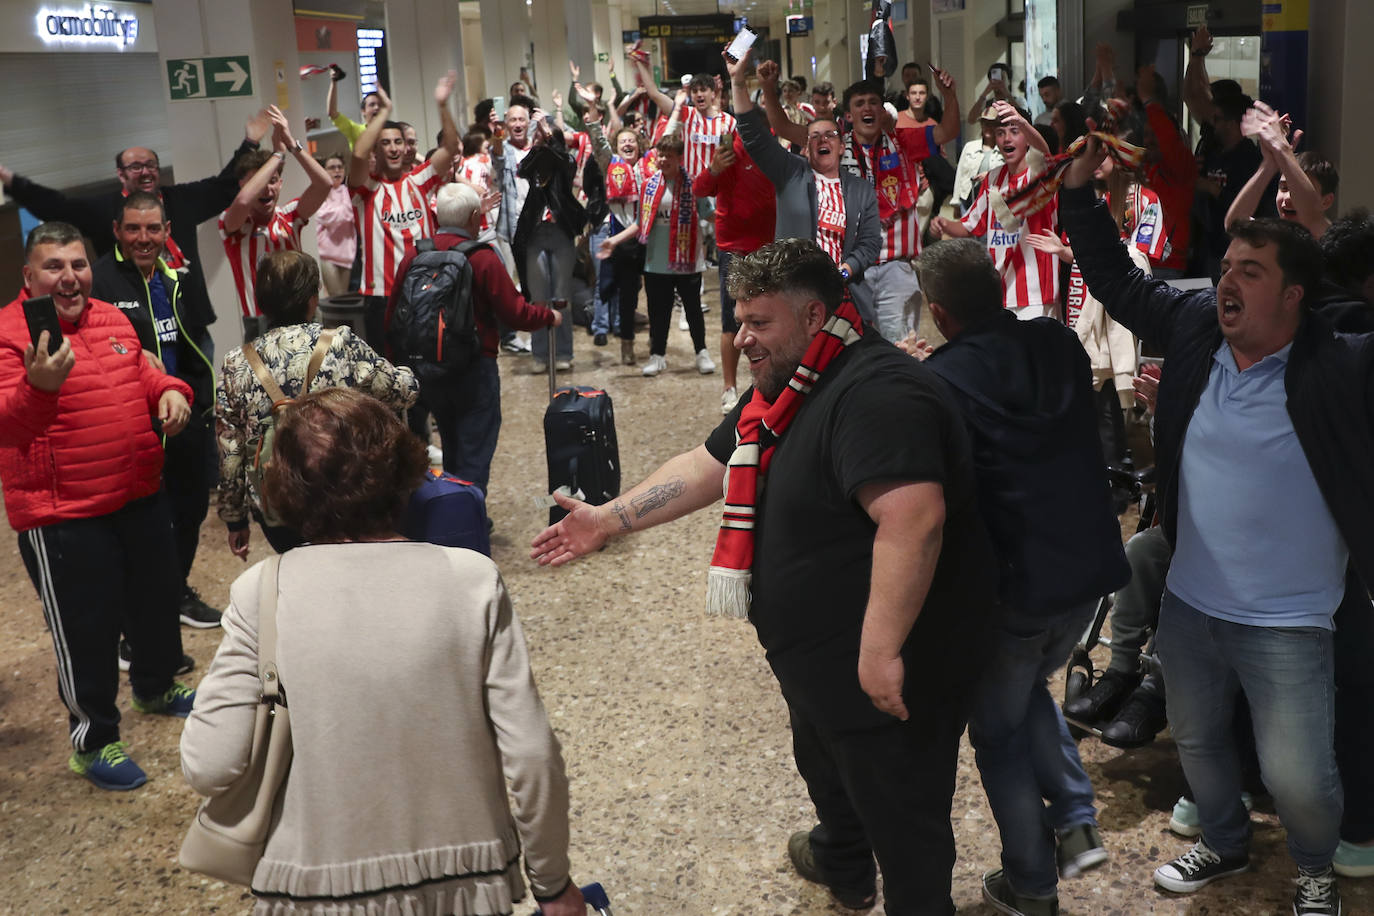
69, 741, 147, 791
132, 682, 196, 718
982, 868, 1059, 916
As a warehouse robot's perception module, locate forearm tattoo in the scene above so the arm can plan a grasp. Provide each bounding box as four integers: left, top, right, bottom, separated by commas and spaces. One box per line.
611, 499, 632, 531
631, 477, 685, 519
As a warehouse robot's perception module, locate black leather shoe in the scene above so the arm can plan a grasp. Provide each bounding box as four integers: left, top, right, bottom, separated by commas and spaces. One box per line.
1063, 669, 1138, 722
787, 831, 876, 910
1101, 688, 1167, 748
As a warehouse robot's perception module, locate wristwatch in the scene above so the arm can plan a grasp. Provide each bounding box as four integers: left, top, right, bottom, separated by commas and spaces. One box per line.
292, 139, 304, 153
840, 265, 852, 281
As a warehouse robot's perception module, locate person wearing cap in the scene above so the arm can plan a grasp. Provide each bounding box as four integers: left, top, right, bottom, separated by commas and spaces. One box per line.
953, 105, 1006, 215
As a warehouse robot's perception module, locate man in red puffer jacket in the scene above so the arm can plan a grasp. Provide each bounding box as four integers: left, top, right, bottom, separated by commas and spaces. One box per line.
0, 221, 197, 792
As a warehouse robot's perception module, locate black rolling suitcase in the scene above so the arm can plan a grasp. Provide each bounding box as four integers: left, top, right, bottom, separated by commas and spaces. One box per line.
544, 346, 620, 524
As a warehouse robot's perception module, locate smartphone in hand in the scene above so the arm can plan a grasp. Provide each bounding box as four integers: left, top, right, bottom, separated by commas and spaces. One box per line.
23, 295, 63, 355
725, 27, 757, 63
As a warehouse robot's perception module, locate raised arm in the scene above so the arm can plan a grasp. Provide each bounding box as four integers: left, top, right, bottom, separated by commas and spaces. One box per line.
1244, 101, 1328, 237
930, 66, 962, 146
997, 100, 1050, 158
326, 72, 341, 120
1224, 143, 1279, 229
272, 108, 333, 219
756, 59, 807, 149
221, 149, 282, 235
1183, 26, 1218, 124
530, 444, 726, 566
727, 51, 803, 190
430, 71, 460, 178
631, 52, 674, 116
349, 86, 393, 187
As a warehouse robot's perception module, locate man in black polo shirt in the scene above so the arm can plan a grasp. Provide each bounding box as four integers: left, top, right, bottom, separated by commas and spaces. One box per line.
532, 238, 997, 915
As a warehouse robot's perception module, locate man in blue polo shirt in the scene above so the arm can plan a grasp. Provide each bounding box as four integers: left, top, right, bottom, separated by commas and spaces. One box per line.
1058, 135, 1373, 916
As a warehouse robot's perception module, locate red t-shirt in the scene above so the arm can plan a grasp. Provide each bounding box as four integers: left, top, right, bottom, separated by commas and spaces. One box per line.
691, 134, 776, 254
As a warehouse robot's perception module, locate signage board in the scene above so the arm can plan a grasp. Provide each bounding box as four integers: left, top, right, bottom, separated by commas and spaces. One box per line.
167, 55, 254, 100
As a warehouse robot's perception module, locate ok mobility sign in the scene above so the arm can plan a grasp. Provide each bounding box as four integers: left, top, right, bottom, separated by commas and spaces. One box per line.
167, 56, 255, 100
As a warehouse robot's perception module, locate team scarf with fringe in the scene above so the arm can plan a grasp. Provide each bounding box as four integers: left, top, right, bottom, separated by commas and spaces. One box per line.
637, 168, 698, 273
706, 298, 864, 619
840, 129, 919, 225
1000, 99, 1145, 223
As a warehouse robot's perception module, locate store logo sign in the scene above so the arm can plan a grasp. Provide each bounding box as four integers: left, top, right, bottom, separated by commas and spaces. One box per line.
37, 4, 140, 49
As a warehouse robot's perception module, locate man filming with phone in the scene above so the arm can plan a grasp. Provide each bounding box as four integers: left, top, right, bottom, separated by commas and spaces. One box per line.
0, 221, 196, 793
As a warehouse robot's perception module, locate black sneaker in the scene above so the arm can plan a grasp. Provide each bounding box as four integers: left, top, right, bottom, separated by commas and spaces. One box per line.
1063, 668, 1138, 721
1294, 865, 1341, 916
1101, 688, 1168, 748
786, 831, 876, 910
1153, 840, 1250, 893
594, 333, 608, 346
179, 586, 222, 628
1056, 823, 1108, 879
983, 868, 1059, 916
118, 639, 194, 676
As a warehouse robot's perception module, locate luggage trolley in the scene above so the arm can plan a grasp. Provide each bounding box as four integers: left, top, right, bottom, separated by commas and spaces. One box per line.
1061, 459, 1160, 740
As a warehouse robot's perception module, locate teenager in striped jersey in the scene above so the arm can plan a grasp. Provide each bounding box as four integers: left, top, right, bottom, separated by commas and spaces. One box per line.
348, 73, 460, 346
932, 101, 1059, 319
218, 106, 332, 341
633, 54, 736, 182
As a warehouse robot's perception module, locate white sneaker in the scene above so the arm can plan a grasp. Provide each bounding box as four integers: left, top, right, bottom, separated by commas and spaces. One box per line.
426, 444, 444, 465
641, 354, 666, 377
695, 348, 716, 374
721, 386, 739, 414
554, 359, 573, 371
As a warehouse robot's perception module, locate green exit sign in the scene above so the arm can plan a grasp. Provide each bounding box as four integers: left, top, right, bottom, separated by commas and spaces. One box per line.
167, 56, 254, 100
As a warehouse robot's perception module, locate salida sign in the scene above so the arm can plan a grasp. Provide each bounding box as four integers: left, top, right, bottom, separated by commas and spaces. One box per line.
37, 4, 140, 49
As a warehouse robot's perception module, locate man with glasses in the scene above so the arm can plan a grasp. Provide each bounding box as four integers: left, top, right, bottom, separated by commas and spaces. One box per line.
0, 110, 273, 346
725, 48, 882, 323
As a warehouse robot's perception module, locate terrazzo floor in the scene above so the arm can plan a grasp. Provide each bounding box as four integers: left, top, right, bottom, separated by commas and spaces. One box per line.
0, 270, 1369, 914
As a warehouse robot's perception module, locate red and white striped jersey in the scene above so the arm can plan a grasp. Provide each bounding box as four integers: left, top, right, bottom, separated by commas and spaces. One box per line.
1111, 184, 1170, 263
960, 163, 1060, 312
350, 160, 445, 297
218, 198, 307, 318
814, 175, 846, 266
460, 154, 495, 231
845, 127, 933, 263
681, 106, 737, 182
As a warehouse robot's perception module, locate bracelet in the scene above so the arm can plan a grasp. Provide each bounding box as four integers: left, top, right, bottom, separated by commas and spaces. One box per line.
273, 151, 286, 161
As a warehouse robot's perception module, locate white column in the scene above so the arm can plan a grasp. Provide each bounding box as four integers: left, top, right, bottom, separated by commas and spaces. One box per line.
529, 0, 594, 107
384, 0, 468, 141
479, 0, 531, 103
150, 0, 306, 361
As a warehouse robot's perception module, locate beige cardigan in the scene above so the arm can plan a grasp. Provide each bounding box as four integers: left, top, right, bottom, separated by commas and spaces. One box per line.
181, 543, 571, 914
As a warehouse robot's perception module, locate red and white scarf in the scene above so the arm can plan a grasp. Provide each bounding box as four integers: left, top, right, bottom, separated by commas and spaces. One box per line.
637, 168, 698, 273
841, 130, 919, 225
707, 298, 864, 618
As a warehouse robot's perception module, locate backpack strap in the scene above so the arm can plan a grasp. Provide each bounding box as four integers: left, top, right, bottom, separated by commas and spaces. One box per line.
303, 328, 336, 393
242, 342, 288, 406
257, 555, 284, 704
415, 237, 436, 254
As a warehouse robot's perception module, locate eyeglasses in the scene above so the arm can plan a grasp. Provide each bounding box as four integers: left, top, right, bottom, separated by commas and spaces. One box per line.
119, 161, 159, 173
809, 130, 840, 141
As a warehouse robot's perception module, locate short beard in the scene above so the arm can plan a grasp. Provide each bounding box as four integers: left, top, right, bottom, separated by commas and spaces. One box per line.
753, 333, 810, 402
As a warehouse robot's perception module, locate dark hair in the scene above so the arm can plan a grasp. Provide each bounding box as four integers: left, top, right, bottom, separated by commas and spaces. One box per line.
115, 148, 159, 170
688, 73, 716, 93
907, 76, 930, 90
1037, 75, 1060, 90
235, 149, 276, 181
914, 239, 1003, 329
1053, 100, 1089, 147
255, 249, 320, 329
25, 221, 85, 258
1297, 151, 1339, 197
655, 132, 685, 156
381, 119, 405, 135
1210, 79, 1243, 102
794, 75, 808, 92
1229, 217, 1324, 303
727, 239, 844, 315
462, 130, 488, 158
507, 95, 537, 116
841, 79, 885, 113
812, 81, 835, 98
120, 190, 165, 222
263, 388, 428, 543
1034, 124, 1061, 154
362, 91, 381, 107
1215, 93, 1252, 124
1320, 208, 1374, 295
474, 98, 495, 125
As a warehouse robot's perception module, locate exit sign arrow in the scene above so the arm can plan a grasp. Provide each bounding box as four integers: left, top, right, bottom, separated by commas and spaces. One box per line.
214, 59, 249, 93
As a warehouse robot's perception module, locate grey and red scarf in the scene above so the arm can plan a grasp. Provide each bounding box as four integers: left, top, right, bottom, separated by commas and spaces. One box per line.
706, 298, 864, 618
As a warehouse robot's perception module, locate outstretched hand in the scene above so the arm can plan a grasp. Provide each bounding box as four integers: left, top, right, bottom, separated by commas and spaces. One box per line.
435, 70, 457, 105
245, 108, 273, 144
530, 491, 610, 566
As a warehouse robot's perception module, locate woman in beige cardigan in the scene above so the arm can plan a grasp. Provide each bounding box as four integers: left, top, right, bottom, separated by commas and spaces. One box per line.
181, 388, 586, 915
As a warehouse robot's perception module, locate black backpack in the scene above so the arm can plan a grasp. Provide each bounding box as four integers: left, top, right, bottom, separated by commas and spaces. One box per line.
388, 237, 486, 376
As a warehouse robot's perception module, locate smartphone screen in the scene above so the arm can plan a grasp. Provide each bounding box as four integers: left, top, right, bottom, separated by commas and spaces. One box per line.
725, 27, 757, 63
23, 295, 63, 355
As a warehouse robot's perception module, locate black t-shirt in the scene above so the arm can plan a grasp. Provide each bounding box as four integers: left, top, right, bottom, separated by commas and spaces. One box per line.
704, 335, 998, 731
1199, 138, 1275, 258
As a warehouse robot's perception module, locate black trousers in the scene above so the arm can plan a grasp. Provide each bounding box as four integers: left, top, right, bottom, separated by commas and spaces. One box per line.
1334, 588, 1374, 842
18, 493, 183, 751
788, 695, 967, 915
611, 246, 645, 342
643, 271, 706, 356
161, 410, 215, 583
362, 294, 388, 349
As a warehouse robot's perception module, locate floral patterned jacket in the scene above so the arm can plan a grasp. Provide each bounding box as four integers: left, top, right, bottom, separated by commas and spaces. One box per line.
215, 323, 419, 528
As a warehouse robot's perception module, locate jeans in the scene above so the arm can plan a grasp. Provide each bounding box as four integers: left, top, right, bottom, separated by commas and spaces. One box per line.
643, 272, 706, 356
861, 259, 922, 344
968, 601, 1099, 898
588, 221, 619, 337
1107, 525, 1172, 674
1156, 589, 1342, 868
524, 223, 575, 361
611, 244, 645, 341
421, 358, 502, 493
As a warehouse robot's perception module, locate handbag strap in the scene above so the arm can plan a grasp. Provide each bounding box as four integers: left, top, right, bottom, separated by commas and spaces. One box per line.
257, 555, 283, 704
242, 328, 337, 409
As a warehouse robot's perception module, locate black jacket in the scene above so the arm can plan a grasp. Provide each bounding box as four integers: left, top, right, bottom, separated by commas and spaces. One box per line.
511, 139, 606, 299
927, 310, 1130, 614
91, 248, 214, 414
1060, 184, 1374, 594
7, 137, 257, 330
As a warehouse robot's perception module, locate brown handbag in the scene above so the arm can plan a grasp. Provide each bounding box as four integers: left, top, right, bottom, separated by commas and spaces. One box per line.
178, 555, 292, 886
